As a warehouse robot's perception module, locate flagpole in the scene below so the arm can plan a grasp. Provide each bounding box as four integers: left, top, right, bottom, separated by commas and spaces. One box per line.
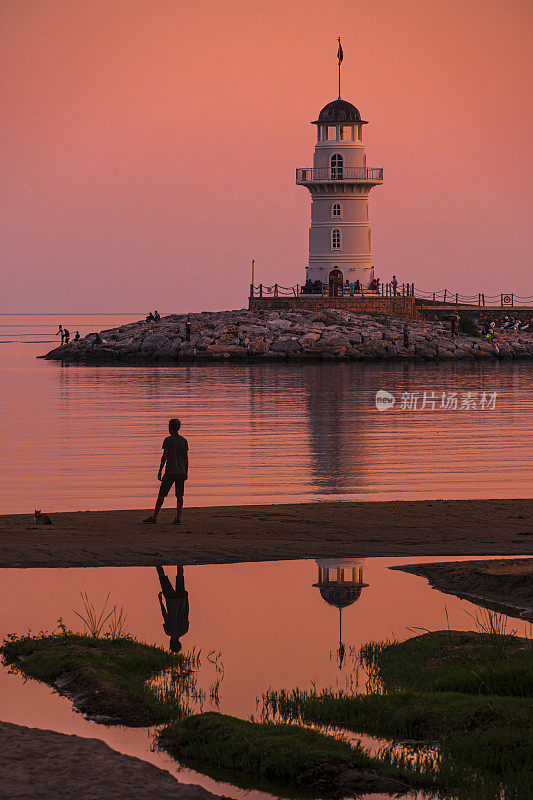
337, 37, 342, 99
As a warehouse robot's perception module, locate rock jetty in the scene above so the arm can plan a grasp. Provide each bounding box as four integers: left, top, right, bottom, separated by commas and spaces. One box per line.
42, 309, 533, 363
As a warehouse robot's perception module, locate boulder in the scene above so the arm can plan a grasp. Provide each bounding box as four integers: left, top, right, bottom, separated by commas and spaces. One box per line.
299, 332, 321, 347
270, 336, 301, 353
266, 319, 292, 332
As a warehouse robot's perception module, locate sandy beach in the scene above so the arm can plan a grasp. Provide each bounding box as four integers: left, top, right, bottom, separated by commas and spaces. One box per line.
0, 721, 227, 800
394, 558, 533, 620
0, 499, 531, 570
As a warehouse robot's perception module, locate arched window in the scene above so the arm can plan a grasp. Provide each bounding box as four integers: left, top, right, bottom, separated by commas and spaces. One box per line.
331, 229, 341, 250
330, 153, 344, 180
332, 202, 342, 218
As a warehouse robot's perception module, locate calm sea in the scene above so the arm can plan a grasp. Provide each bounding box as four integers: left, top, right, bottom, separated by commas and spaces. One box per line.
0, 313, 532, 514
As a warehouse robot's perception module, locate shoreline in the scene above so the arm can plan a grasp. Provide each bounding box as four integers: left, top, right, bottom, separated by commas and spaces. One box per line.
393, 558, 533, 621
0, 499, 531, 570
40, 309, 533, 364
0, 721, 226, 800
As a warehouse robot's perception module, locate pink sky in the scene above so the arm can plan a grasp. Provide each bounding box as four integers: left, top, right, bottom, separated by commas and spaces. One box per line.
2, 0, 532, 313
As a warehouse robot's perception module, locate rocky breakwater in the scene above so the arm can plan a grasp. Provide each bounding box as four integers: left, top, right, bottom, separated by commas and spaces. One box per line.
42, 309, 533, 363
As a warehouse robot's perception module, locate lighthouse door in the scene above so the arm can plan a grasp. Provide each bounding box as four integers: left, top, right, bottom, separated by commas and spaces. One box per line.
329, 268, 343, 296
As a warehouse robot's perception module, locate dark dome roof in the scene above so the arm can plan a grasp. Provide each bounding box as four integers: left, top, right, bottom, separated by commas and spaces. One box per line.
315, 99, 362, 124
314, 583, 368, 609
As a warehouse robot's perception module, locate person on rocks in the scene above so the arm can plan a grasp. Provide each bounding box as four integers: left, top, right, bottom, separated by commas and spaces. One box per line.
156, 565, 189, 652
56, 324, 65, 345
143, 418, 188, 525
63, 328, 70, 344
185, 317, 191, 342
450, 315, 458, 338
146, 312, 154, 322
154, 310, 161, 322
73, 331, 80, 341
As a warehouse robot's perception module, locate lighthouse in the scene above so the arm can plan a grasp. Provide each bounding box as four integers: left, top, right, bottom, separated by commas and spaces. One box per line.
296, 42, 383, 295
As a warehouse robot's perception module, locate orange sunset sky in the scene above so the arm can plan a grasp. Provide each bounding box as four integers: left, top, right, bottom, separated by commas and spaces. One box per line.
2, 0, 532, 313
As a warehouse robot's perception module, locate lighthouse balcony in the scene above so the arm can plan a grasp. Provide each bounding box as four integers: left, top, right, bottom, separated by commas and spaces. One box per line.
296, 166, 383, 184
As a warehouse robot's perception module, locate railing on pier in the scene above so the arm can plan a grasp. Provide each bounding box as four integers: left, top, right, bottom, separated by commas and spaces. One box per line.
295, 166, 384, 183
249, 282, 414, 299
249, 283, 533, 309
414, 289, 533, 308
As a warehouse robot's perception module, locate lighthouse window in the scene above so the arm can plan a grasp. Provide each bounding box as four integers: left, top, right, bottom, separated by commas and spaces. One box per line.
332, 229, 341, 250
330, 153, 344, 180
332, 203, 342, 218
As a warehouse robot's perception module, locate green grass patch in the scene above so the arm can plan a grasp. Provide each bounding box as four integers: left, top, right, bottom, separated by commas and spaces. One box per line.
263, 689, 532, 799
262, 630, 533, 799
1, 632, 190, 726
360, 630, 532, 697
157, 712, 412, 798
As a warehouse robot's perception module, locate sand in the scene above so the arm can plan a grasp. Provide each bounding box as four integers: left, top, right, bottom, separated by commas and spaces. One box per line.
0, 721, 229, 800
394, 557, 533, 620
0, 499, 531, 569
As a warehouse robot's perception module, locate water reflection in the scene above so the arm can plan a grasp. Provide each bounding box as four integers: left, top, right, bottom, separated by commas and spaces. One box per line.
156, 566, 189, 652
1, 342, 532, 512
313, 558, 369, 668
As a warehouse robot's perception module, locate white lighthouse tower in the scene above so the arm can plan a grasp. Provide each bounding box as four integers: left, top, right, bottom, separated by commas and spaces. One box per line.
296, 42, 383, 294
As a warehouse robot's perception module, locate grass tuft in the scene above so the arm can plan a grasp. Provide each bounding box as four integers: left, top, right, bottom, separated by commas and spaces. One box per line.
1, 631, 195, 726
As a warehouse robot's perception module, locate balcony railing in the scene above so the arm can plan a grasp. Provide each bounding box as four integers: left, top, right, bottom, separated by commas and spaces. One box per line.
296, 166, 383, 183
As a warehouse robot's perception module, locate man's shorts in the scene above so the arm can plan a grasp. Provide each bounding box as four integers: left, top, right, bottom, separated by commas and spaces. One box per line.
158, 474, 186, 498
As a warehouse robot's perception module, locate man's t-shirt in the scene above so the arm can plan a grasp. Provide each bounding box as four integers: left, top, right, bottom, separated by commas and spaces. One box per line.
163, 434, 188, 477
163, 594, 189, 637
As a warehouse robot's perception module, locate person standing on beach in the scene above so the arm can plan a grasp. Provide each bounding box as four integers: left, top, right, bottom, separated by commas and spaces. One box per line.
144, 418, 188, 524
156, 565, 189, 652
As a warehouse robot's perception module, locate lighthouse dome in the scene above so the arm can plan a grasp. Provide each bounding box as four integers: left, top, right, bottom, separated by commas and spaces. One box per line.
317, 584, 365, 609
316, 99, 362, 123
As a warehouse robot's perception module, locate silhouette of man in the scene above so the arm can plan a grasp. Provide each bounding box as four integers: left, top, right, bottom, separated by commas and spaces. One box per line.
143, 418, 188, 524
56, 325, 65, 345
156, 566, 189, 652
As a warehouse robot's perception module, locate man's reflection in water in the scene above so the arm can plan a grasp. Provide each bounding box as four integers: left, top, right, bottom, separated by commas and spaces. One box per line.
156, 565, 189, 652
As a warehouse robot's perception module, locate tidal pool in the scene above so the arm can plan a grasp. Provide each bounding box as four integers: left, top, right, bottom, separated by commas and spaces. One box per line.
1, 556, 529, 800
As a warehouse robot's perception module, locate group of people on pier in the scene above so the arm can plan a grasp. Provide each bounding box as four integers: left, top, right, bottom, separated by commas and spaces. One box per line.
56, 325, 80, 346
301, 274, 400, 297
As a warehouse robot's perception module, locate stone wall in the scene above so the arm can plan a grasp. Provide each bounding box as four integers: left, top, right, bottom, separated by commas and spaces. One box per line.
249, 294, 418, 320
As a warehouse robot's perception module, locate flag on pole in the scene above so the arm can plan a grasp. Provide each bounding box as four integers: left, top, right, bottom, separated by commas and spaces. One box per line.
337, 38, 343, 64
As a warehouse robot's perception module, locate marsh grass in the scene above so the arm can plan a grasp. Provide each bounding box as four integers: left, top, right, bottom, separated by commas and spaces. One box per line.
359, 627, 532, 697
73, 591, 130, 640
156, 712, 413, 798
0, 631, 202, 726
262, 629, 533, 800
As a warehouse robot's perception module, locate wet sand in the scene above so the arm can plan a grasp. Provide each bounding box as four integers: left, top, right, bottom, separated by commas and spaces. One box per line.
0, 499, 531, 569
0, 721, 227, 800
394, 557, 533, 620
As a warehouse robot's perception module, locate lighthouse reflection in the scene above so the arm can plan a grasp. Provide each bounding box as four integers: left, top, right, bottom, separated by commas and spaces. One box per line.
304, 363, 370, 493
313, 558, 369, 668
